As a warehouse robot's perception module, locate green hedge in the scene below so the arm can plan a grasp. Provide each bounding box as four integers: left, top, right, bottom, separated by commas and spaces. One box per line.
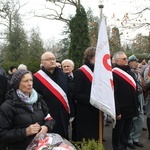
73, 139, 104, 150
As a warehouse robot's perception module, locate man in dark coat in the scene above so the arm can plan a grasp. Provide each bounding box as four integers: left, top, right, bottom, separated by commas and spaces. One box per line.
61, 59, 75, 140
0, 74, 10, 105
72, 47, 99, 141
62, 59, 74, 98
33, 52, 73, 139
112, 51, 139, 150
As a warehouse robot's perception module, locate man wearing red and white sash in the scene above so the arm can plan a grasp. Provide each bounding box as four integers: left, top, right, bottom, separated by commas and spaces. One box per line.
112, 51, 138, 150
72, 47, 99, 141
33, 52, 73, 139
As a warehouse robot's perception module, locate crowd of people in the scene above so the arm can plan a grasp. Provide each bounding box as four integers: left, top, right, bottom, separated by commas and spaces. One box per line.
0, 50, 150, 150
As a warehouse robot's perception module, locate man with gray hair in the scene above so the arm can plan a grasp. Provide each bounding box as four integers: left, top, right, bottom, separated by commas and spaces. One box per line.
62, 59, 74, 79
61, 59, 75, 140
112, 51, 138, 150
18, 64, 27, 70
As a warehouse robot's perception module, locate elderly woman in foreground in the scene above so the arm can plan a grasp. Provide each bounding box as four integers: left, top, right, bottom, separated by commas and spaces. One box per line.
0, 69, 55, 150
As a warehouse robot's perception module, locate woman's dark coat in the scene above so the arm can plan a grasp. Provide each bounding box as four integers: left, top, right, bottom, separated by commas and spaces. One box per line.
72, 62, 99, 141
0, 89, 54, 150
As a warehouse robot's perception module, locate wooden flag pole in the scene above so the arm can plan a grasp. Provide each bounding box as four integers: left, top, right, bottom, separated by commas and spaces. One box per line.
98, 1, 104, 144
99, 111, 103, 144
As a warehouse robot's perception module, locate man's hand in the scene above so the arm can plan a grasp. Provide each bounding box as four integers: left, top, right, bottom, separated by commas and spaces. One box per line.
116, 114, 121, 120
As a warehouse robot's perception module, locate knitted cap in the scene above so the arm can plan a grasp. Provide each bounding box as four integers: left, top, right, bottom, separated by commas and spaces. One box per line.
10, 69, 30, 89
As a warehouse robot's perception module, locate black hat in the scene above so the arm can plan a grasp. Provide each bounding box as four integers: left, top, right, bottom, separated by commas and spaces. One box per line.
10, 66, 17, 72
10, 69, 30, 89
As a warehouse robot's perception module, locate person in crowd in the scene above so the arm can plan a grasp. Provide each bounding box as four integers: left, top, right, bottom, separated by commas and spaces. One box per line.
62, 59, 74, 78
137, 63, 143, 73
56, 60, 62, 68
144, 60, 150, 140
127, 55, 144, 149
18, 64, 28, 70
72, 47, 99, 141
0, 66, 7, 76
0, 69, 55, 150
33, 52, 73, 139
141, 54, 150, 77
7, 66, 17, 82
138, 62, 147, 131
140, 55, 150, 111
61, 59, 75, 140
61, 58, 74, 102
111, 55, 116, 68
112, 51, 138, 150
141, 59, 147, 67
0, 74, 10, 106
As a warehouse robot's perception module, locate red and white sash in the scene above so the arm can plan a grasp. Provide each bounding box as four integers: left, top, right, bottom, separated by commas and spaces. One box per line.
34, 70, 70, 114
79, 65, 93, 83
112, 67, 136, 90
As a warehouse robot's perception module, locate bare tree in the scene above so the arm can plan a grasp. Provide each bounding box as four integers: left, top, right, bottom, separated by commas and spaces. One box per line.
0, 0, 27, 39
32, 0, 80, 25
111, 0, 149, 31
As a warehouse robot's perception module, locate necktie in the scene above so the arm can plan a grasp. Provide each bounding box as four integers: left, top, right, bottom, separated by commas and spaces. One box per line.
68, 75, 73, 81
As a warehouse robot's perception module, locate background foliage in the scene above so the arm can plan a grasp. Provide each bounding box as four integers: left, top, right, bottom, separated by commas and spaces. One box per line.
0, 0, 149, 74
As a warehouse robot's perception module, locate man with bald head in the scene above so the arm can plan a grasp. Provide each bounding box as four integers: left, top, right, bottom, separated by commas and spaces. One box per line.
33, 52, 72, 139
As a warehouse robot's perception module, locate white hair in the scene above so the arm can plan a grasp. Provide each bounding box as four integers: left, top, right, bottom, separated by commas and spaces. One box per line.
18, 64, 27, 70
61, 59, 74, 67
113, 51, 125, 60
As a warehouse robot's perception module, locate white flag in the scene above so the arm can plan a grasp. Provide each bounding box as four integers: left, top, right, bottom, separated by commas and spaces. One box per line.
90, 16, 116, 120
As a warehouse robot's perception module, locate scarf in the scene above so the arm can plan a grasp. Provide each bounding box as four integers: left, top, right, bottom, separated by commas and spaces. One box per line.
16, 89, 38, 111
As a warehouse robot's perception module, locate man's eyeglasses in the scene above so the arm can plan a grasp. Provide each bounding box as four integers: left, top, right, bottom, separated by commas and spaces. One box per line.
42, 58, 56, 61
118, 58, 128, 61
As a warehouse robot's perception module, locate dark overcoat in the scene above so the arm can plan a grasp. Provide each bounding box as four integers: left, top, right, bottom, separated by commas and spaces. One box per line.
0, 74, 10, 105
113, 65, 138, 118
0, 89, 53, 150
72, 62, 99, 141
33, 67, 71, 139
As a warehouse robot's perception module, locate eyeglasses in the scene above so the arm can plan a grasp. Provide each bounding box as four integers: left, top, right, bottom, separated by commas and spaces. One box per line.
118, 58, 128, 61
42, 58, 56, 61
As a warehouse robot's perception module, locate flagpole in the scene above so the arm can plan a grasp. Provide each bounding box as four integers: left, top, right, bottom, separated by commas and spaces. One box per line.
98, 1, 104, 144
